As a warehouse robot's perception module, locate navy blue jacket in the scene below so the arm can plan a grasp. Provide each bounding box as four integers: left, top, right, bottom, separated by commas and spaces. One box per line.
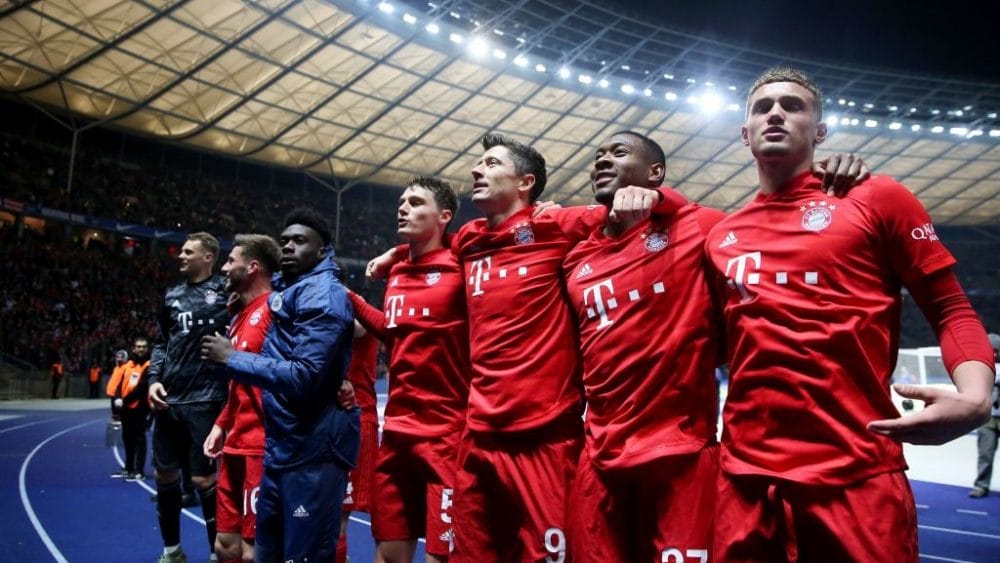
226, 255, 358, 470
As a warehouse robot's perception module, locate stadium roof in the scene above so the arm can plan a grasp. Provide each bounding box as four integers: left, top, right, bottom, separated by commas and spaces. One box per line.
1, 0, 998, 224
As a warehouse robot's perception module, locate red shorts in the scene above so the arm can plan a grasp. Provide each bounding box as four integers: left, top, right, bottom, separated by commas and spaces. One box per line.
216, 452, 264, 539
451, 419, 583, 563
371, 431, 459, 557
714, 469, 918, 563
343, 418, 379, 512
569, 444, 718, 563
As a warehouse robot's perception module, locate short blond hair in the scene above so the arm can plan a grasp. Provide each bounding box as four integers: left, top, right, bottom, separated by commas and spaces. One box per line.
186, 232, 220, 266
747, 66, 823, 119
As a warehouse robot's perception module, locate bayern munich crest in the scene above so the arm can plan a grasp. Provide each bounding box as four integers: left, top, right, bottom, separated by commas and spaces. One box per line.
204, 291, 218, 305
513, 224, 535, 245
270, 292, 283, 312
425, 270, 441, 286
800, 200, 835, 232
642, 229, 669, 252
249, 308, 263, 326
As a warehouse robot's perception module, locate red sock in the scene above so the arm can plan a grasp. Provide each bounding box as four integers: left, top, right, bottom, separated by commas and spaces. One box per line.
335, 532, 347, 563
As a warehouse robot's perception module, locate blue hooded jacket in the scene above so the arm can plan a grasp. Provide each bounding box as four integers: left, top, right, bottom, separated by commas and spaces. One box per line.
225, 254, 359, 470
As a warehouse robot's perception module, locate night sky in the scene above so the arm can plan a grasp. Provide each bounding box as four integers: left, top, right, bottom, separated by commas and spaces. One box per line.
617, 0, 1000, 82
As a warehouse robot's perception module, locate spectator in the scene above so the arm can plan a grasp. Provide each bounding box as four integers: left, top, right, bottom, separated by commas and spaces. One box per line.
970, 332, 1000, 498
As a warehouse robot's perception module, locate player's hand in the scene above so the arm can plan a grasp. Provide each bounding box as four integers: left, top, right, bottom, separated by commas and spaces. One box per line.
812, 153, 870, 197
201, 332, 235, 365
203, 424, 225, 459
609, 186, 660, 225
867, 384, 991, 445
532, 200, 562, 216
338, 380, 358, 410
148, 382, 169, 411
366, 250, 396, 281
226, 291, 243, 316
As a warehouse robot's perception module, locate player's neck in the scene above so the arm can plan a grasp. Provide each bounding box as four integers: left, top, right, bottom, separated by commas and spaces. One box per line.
409, 235, 444, 261
240, 278, 271, 305
485, 200, 529, 229
187, 270, 212, 284
602, 210, 636, 238
757, 159, 812, 195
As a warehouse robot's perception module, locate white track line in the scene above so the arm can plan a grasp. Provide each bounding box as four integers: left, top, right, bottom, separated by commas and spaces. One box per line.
956, 508, 987, 516
0, 418, 57, 435
19, 419, 100, 563
112, 444, 206, 524
919, 524, 1000, 540
919, 555, 975, 563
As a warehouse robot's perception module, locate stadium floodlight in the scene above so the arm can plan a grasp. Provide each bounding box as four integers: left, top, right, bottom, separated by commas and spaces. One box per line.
954, 110, 964, 117
838, 98, 846, 105
840, 117, 850, 126
493, 28, 504, 36
964, 105, 973, 111
949, 127, 968, 136
578, 74, 593, 84
686, 95, 700, 105
863, 103, 874, 110
377, 2, 394, 14
559, 67, 570, 79
402, 13, 417, 24
909, 107, 918, 113
492, 48, 506, 60
930, 109, 940, 115
468, 37, 488, 57
449, 11, 460, 18
425, 22, 440, 34
686, 78, 697, 84
850, 118, 859, 126
864, 119, 878, 128
728, 85, 737, 91
663, 73, 674, 79
968, 129, 983, 138
825, 116, 839, 127
911, 124, 921, 132
621, 64, 630, 70
726, 103, 741, 112
888, 122, 902, 130
931, 125, 944, 133
621, 84, 635, 94
705, 82, 715, 88
449, 32, 463, 43
989, 112, 998, 119
535, 63, 546, 73
513, 54, 528, 67
699, 92, 723, 114
643, 88, 653, 97
598, 79, 610, 88
516, 37, 526, 44
665, 91, 678, 101
888, 105, 898, 111
990, 130, 1000, 137
847, 101, 856, 108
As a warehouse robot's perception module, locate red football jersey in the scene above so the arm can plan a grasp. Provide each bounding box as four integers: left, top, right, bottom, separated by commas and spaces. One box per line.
347, 331, 378, 423
705, 172, 956, 485
453, 205, 605, 432
564, 200, 725, 470
350, 247, 471, 437
216, 292, 272, 455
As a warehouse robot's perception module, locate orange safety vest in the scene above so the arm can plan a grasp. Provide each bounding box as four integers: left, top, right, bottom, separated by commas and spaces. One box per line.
111, 360, 150, 409
51, 362, 63, 379
106, 363, 127, 398
89, 366, 100, 384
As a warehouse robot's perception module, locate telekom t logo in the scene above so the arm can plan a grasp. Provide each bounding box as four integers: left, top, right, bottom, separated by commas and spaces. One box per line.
385, 295, 405, 328
177, 311, 193, 333
725, 251, 762, 303
468, 256, 492, 296
583, 279, 617, 329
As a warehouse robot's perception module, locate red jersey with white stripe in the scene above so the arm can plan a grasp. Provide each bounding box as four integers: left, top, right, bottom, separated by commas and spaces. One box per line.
347, 331, 379, 423
454, 205, 608, 432
705, 172, 956, 485
349, 247, 470, 437
564, 199, 725, 471
216, 292, 272, 455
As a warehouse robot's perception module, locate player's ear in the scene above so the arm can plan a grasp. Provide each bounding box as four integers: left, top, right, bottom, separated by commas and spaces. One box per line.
815, 121, 828, 146
438, 209, 453, 226
741, 125, 750, 147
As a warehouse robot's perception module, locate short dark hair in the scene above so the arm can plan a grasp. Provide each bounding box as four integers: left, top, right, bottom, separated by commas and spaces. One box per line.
186, 232, 220, 265
407, 175, 459, 216
608, 130, 666, 183
748, 66, 823, 119
481, 132, 547, 203
283, 207, 331, 245
233, 233, 281, 274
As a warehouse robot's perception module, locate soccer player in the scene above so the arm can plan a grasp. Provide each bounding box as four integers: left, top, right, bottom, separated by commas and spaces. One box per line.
349, 176, 470, 563
201, 208, 359, 563
202, 234, 280, 563
148, 232, 230, 563
705, 66, 995, 562
369, 134, 677, 561
110, 337, 152, 481
562, 131, 725, 562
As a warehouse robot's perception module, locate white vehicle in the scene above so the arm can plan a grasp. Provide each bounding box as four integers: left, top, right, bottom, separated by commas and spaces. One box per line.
890, 346, 956, 415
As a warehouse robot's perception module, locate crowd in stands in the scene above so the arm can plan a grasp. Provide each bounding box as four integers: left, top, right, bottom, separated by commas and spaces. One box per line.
0, 119, 997, 375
